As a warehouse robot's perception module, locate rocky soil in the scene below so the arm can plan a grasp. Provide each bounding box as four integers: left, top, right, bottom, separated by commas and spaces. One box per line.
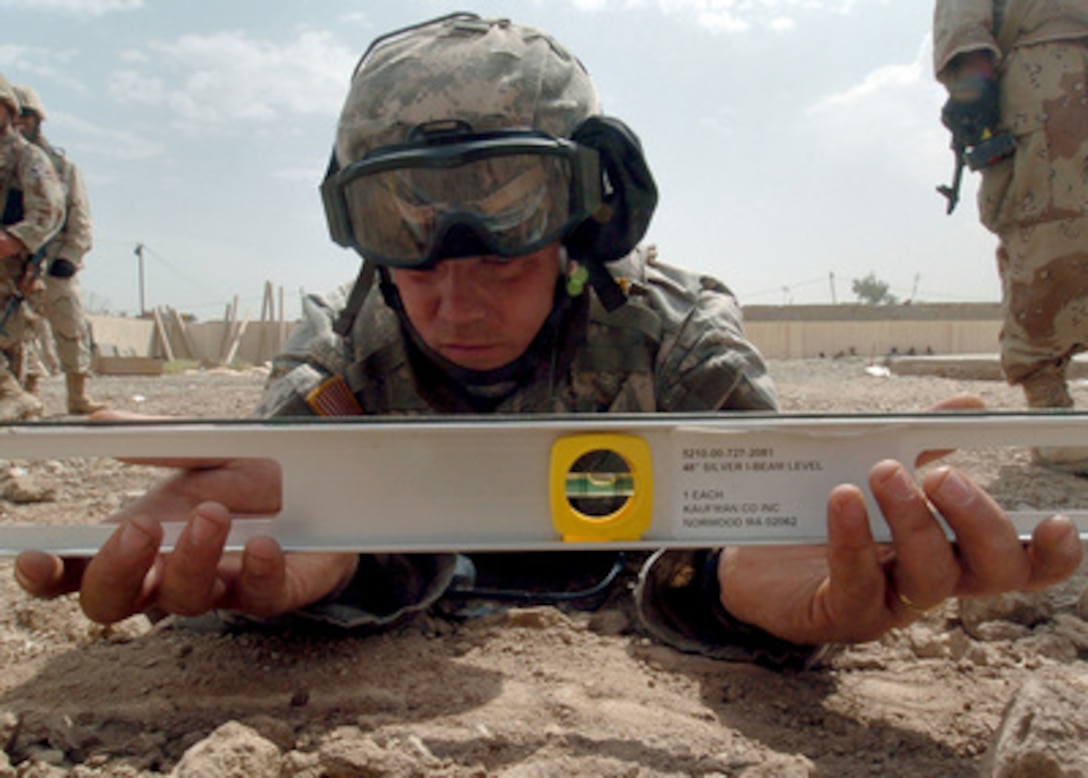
0, 358, 1085, 776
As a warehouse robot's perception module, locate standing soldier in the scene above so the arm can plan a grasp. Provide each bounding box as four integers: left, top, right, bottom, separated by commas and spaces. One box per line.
933, 2, 1088, 473
0, 73, 63, 421
12, 84, 106, 415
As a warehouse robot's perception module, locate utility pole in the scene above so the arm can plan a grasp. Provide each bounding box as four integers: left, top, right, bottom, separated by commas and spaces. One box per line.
829, 271, 837, 304
134, 243, 146, 317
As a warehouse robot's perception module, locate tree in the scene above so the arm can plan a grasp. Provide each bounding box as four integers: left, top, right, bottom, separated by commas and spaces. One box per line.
852, 272, 898, 305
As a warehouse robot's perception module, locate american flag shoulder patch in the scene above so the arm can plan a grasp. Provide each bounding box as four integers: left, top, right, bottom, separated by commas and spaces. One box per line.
305, 375, 364, 416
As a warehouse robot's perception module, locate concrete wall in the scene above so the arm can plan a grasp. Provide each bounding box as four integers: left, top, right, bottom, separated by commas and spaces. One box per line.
89, 302, 1006, 366
742, 303, 1003, 360
89, 315, 293, 366
89, 315, 158, 358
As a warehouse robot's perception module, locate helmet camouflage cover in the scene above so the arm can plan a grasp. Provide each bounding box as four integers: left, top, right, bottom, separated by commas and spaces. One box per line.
335, 14, 600, 167
11, 84, 46, 120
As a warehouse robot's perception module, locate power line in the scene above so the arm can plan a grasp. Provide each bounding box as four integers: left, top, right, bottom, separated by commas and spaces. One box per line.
745, 276, 831, 300
140, 244, 231, 302
97, 237, 262, 317
743, 271, 999, 305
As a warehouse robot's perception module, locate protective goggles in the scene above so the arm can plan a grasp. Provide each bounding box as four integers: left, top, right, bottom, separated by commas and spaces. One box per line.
322, 130, 602, 268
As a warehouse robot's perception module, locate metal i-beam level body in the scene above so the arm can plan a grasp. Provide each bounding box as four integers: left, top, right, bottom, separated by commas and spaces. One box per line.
0, 412, 1085, 556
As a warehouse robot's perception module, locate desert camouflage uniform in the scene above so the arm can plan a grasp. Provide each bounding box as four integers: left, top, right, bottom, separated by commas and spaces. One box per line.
254, 246, 824, 668
26, 140, 95, 377
21, 312, 58, 378
934, 0, 1088, 394
0, 125, 64, 374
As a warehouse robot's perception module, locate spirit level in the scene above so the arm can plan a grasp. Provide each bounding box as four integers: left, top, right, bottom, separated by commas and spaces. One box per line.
0, 412, 1085, 556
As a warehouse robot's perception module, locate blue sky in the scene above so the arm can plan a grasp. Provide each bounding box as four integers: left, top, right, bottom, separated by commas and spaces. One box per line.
2, 0, 996, 320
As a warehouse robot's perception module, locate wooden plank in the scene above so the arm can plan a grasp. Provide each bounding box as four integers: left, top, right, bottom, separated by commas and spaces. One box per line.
217, 296, 240, 363
222, 314, 250, 366
95, 356, 164, 376
278, 286, 287, 355
256, 281, 274, 364
168, 307, 197, 360
151, 308, 175, 362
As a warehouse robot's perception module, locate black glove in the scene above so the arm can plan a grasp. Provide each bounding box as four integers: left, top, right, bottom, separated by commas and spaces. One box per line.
941, 73, 1001, 149
941, 73, 1015, 171
48, 258, 78, 278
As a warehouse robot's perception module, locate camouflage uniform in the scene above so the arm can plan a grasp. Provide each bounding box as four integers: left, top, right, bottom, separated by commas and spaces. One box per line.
255, 247, 823, 667
13, 85, 103, 414
934, 1, 1088, 401
34, 144, 95, 373
0, 76, 64, 419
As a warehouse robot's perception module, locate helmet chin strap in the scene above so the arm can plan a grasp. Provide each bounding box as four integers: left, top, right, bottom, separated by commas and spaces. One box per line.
578, 249, 627, 311
333, 261, 376, 337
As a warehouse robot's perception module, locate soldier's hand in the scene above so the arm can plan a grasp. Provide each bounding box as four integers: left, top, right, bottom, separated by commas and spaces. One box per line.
0, 231, 25, 262
716, 394, 1084, 647
717, 462, 1082, 646
14, 412, 359, 624
948, 49, 995, 80
17, 266, 45, 297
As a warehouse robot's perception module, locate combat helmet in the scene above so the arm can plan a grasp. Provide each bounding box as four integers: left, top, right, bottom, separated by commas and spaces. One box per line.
11, 85, 46, 120
322, 12, 657, 333
0, 74, 20, 120
334, 13, 598, 167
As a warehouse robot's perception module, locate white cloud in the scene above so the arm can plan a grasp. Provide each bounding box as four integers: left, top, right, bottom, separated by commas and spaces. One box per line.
572, 0, 862, 33
337, 12, 371, 25
809, 58, 924, 113
0, 0, 141, 14
0, 44, 84, 93
107, 30, 358, 127
806, 33, 942, 146
799, 31, 952, 226
0, 44, 34, 67
53, 112, 161, 160
571, 0, 611, 10
697, 10, 750, 33
109, 69, 166, 105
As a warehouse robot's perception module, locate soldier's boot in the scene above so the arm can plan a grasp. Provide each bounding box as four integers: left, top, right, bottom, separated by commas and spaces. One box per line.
65, 372, 107, 415
0, 371, 43, 421
24, 374, 39, 396
1022, 368, 1088, 476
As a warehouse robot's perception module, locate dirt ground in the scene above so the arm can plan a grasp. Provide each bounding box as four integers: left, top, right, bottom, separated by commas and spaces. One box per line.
0, 357, 1086, 776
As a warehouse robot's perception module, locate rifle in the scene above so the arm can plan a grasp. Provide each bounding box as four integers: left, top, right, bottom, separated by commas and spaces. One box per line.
936, 74, 1016, 215
937, 141, 967, 215
0, 248, 46, 339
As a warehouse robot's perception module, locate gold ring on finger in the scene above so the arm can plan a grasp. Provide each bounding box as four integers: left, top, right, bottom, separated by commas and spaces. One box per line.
896, 591, 942, 616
